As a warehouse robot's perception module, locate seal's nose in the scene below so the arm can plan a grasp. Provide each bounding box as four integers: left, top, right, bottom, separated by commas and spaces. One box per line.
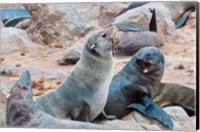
104, 24, 118, 37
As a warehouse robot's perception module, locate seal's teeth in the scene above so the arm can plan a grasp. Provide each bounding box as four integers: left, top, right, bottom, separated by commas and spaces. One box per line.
143, 68, 149, 73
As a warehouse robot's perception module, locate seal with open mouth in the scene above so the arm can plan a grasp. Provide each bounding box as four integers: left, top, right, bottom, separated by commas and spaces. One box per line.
100, 47, 173, 128
35, 26, 121, 122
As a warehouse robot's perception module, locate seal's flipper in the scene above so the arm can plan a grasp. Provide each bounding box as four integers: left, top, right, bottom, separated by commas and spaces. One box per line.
16, 70, 32, 88
176, 8, 194, 29
127, 95, 173, 129
149, 8, 157, 32
115, 22, 146, 32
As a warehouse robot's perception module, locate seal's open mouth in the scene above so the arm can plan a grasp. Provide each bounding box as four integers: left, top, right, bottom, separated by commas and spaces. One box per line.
136, 59, 151, 73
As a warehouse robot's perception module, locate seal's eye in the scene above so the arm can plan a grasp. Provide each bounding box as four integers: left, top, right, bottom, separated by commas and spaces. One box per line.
102, 33, 107, 38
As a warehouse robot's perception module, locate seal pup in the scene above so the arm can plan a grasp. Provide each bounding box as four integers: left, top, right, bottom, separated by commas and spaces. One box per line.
101, 47, 173, 128
35, 26, 121, 122
6, 71, 110, 129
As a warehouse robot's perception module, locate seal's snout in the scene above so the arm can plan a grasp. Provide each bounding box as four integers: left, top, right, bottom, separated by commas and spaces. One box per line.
111, 35, 121, 46
105, 25, 121, 46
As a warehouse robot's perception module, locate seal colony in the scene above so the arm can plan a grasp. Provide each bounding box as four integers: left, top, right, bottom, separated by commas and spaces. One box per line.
6, 71, 110, 129
35, 26, 121, 122
100, 47, 173, 128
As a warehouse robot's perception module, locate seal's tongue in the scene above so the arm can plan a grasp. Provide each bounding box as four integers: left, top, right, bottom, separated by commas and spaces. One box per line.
143, 67, 149, 73
142, 62, 150, 73
137, 60, 150, 73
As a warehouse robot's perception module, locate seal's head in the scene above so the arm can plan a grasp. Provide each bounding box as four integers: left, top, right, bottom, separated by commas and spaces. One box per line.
6, 71, 35, 126
134, 47, 164, 74
84, 26, 121, 57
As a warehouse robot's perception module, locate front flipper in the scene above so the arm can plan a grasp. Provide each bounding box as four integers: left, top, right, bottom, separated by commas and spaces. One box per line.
127, 95, 173, 129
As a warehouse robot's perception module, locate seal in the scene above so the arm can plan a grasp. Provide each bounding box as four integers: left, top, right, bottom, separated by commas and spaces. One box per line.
100, 47, 173, 128
153, 82, 195, 116
35, 26, 121, 122
6, 71, 110, 129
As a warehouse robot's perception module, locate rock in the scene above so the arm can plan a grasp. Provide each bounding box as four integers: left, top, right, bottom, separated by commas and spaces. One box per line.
0, 21, 4, 28
101, 119, 142, 130
57, 43, 83, 65
0, 91, 6, 106
24, 3, 125, 47
15, 18, 31, 29
122, 111, 171, 130
174, 64, 185, 70
123, 111, 158, 125
140, 123, 162, 130
164, 106, 190, 121
182, 116, 196, 130
171, 119, 182, 130
0, 108, 6, 127
1, 27, 43, 54
0, 66, 20, 77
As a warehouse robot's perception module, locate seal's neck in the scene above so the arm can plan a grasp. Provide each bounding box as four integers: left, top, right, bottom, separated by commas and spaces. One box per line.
81, 45, 114, 70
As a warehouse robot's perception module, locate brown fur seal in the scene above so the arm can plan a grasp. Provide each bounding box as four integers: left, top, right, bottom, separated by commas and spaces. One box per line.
6, 71, 110, 129
35, 26, 121, 122
153, 82, 195, 116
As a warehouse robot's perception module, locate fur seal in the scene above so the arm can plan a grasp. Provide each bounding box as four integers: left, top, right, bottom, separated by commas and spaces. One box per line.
35, 26, 121, 122
99, 47, 173, 128
153, 82, 195, 116
6, 71, 110, 129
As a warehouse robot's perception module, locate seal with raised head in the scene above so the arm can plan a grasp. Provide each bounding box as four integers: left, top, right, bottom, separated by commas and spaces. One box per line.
35, 26, 121, 122
6, 71, 110, 129
100, 47, 173, 128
